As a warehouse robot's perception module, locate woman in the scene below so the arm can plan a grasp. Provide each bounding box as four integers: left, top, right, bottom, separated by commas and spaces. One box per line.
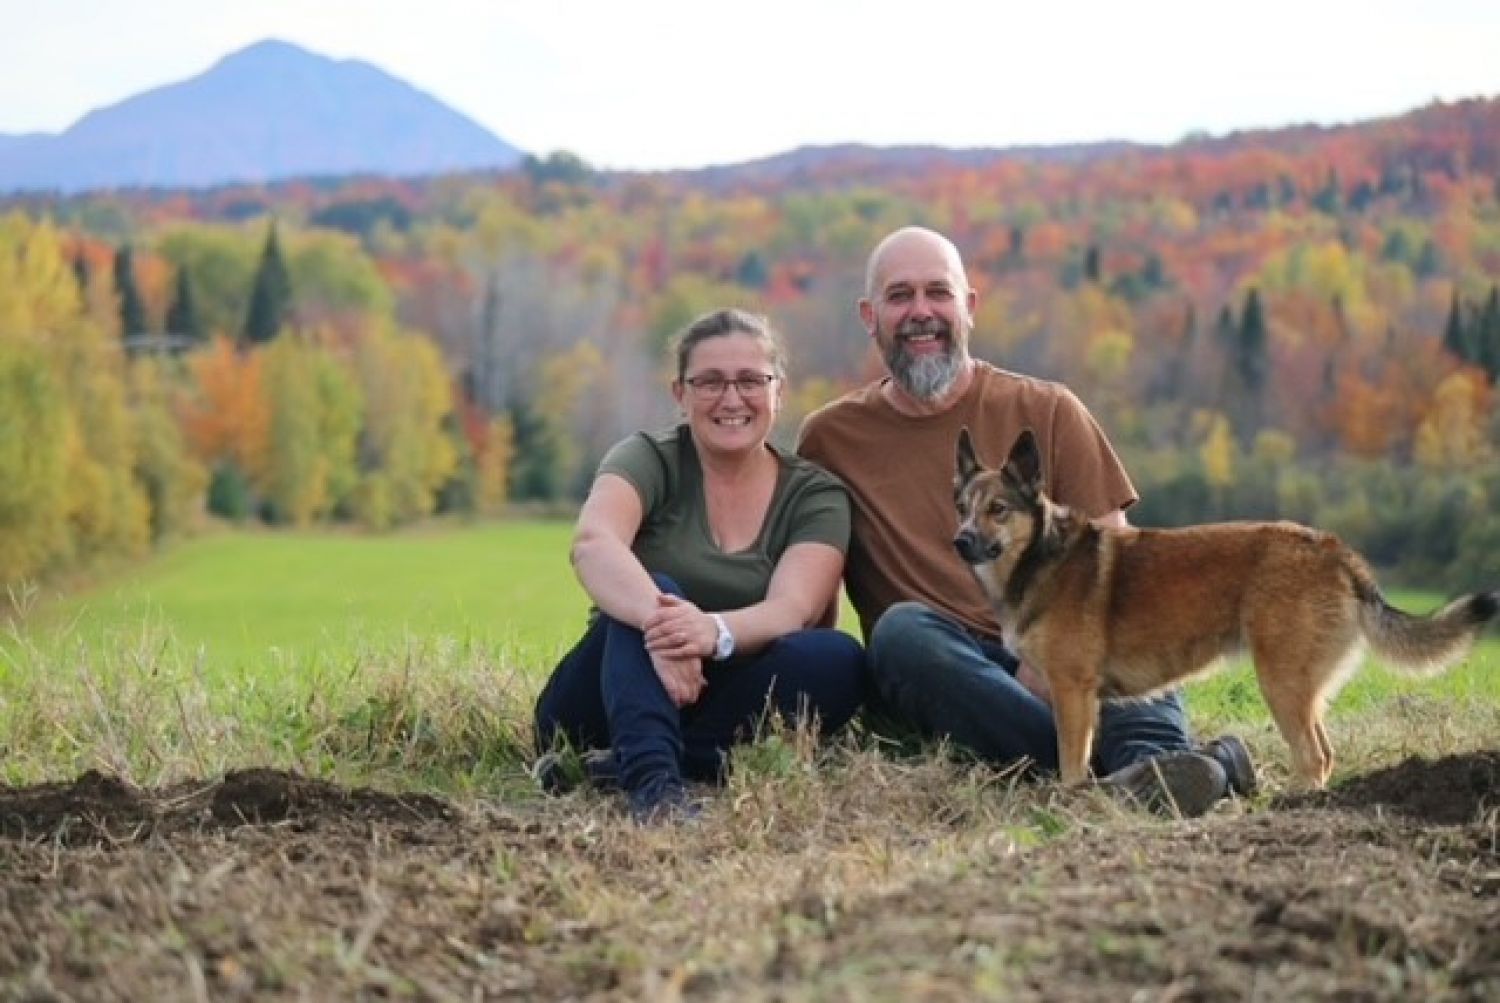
534, 308, 865, 821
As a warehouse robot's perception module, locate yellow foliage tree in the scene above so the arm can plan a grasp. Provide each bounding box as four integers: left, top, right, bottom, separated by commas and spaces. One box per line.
537, 341, 609, 493
54, 315, 150, 563
1085, 328, 1134, 385
473, 415, 515, 516
259, 335, 365, 526
128, 357, 208, 541
0, 340, 70, 583
351, 328, 456, 528
1199, 412, 1237, 490
1414, 371, 1493, 471
0, 214, 148, 575
0, 214, 82, 341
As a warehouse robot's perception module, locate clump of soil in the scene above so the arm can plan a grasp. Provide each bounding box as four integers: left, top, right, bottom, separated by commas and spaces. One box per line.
0, 767, 453, 845
1282, 749, 1499, 824
209, 767, 453, 826
0, 769, 155, 844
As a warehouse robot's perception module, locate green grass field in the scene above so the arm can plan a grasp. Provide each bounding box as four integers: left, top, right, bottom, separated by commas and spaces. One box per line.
2, 520, 1496, 789
8, 521, 588, 676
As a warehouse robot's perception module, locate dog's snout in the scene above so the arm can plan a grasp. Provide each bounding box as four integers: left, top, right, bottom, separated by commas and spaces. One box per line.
954, 531, 983, 564
955, 528, 1005, 564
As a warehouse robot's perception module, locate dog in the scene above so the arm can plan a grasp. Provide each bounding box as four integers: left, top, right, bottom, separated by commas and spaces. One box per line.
952, 426, 1498, 789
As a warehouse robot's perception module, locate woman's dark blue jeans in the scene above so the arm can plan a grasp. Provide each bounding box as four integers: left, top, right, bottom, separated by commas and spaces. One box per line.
534, 575, 867, 796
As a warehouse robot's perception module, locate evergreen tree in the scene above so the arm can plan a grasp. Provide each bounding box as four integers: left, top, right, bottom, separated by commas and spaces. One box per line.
1409, 168, 1430, 208
507, 396, 561, 501
1236, 288, 1268, 394
1442, 290, 1470, 363
1380, 228, 1412, 264
1478, 285, 1500, 383
1312, 168, 1342, 214
165, 266, 205, 341
1141, 253, 1165, 289
72, 252, 90, 295
1214, 303, 1235, 346
1378, 161, 1406, 197
113, 244, 149, 337
1347, 180, 1375, 212
1276, 174, 1299, 206
242, 222, 293, 346
1218, 288, 1269, 444
1415, 240, 1441, 279
735, 250, 769, 290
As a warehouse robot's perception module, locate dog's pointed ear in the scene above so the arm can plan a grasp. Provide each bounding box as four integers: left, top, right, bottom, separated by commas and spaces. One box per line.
1002, 429, 1043, 492
956, 427, 982, 483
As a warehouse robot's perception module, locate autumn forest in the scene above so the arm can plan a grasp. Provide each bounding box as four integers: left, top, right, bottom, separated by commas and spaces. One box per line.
2, 98, 1499, 595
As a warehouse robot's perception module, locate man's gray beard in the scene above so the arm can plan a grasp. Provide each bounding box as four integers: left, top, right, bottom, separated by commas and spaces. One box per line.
887, 341, 967, 401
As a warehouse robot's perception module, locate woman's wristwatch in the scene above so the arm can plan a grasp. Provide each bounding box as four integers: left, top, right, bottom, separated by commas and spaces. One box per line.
710, 613, 736, 661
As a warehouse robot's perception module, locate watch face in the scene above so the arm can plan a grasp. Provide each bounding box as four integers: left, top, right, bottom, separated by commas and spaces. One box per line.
713, 616, 734, 659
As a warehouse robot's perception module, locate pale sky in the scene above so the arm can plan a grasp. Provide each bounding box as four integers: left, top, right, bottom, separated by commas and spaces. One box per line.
1, 0, 1497, 170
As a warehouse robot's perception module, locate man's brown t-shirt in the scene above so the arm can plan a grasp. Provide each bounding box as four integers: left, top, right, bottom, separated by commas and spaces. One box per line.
796, 362, 1136, 643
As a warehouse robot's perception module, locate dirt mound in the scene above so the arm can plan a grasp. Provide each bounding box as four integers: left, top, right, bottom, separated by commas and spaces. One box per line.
1280, 749, 1499, 824
209, 768, 454, 826
0, 769, 156, 844
0, 767, 454, 845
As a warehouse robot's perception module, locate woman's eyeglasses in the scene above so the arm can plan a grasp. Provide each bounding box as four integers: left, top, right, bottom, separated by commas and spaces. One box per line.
682, 373, 778, 399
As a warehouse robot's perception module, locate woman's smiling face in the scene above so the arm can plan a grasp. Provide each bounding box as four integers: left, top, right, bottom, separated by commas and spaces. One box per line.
673, 331, 783, 458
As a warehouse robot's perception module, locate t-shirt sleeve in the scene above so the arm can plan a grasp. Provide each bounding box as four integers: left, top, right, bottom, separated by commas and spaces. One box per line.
1047, 388, 1138, 517
785, 470, 852, 553
596, 433, 669, 516
794, 412, 829, 466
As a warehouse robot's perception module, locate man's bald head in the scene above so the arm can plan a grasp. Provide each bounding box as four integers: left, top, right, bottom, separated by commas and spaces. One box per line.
864, 226, 971, 300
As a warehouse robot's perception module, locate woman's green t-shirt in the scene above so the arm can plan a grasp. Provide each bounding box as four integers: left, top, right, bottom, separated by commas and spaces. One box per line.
597, 425, 850, 614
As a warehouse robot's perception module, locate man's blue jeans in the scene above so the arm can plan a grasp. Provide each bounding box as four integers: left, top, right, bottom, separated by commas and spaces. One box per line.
868, 601, 1192, 775
534, 575, 867, 796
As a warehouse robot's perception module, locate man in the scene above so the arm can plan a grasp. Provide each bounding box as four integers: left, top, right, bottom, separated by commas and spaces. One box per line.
797, 226, 1255, 817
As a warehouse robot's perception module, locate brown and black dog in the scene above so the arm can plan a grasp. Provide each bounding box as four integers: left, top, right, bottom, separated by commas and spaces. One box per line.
953, 427, 1498, 788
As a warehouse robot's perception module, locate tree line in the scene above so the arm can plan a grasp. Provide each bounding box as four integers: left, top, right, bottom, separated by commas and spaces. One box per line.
0, 214, 513, 589
2, 97, 1499, 593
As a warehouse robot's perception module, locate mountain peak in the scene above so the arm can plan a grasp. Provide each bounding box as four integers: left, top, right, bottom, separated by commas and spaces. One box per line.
0, 39, 524, 193
210, 38, 327, 73
227, 37, 314, 58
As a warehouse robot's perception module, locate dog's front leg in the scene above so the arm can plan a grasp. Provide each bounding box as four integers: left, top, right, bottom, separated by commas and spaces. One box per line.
1050, 677, 1100, 786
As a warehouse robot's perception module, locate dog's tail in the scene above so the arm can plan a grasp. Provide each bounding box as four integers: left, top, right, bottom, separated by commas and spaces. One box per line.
1356, 582, 1499, 676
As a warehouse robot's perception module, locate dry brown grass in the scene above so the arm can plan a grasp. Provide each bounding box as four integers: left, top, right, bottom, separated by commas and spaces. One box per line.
2, 635, 1497, 999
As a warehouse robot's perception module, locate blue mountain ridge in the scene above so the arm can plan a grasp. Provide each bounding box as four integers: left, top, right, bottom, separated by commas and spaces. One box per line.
0, 39, 524, 193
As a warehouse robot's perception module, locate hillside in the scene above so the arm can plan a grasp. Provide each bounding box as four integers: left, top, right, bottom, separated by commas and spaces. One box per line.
0, 39, 524, 193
